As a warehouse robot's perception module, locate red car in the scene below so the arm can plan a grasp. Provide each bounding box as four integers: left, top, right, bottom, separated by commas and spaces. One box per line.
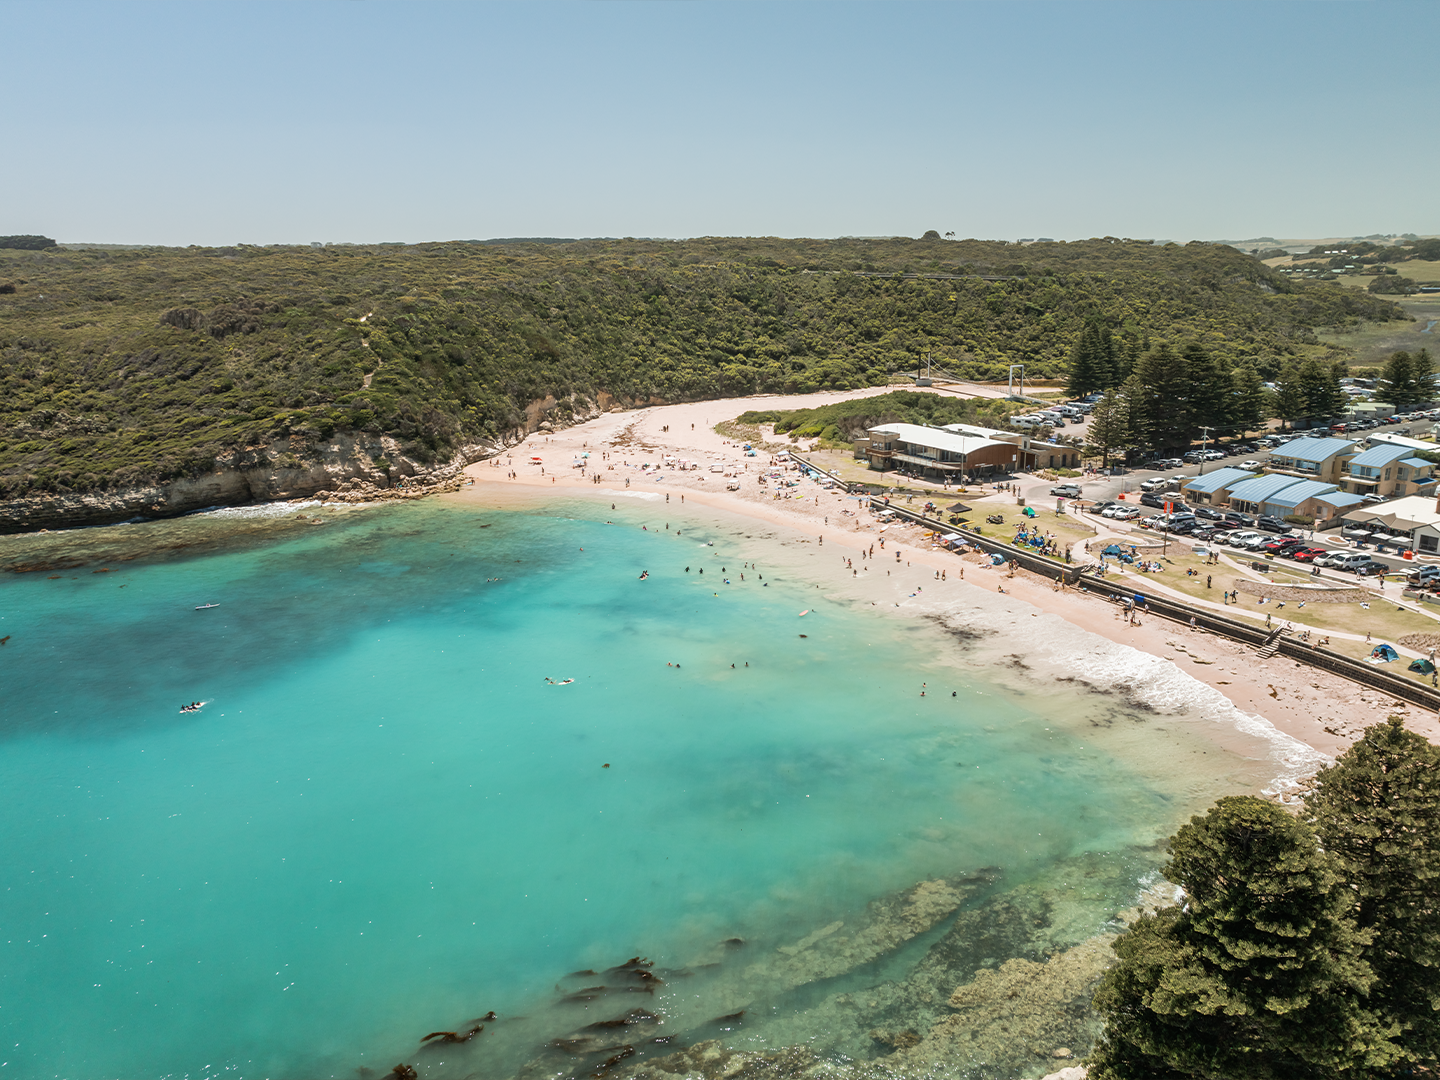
1290, 547, 1326, 562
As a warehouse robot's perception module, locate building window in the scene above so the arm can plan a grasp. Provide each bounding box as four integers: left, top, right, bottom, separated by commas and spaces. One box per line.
1422, 535, 1439, 554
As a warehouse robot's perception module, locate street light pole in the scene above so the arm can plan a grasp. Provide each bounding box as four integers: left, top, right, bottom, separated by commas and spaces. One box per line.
1198, 426, 1214, 475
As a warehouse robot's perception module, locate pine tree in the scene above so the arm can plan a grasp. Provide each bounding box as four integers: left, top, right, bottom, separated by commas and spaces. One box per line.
1412, 347, 1434, 405
1127, 343, 1191, 452
1297, 357, 1346, 421
1379, 351, 1417, 408
1271, 362, 1308, 429
1085, 388, 1132, 471
1066, 323, 1104, 397
1182, 344, 1231, 433
1066, 321, 1117, 397
1304, 717, 1440, 1070
1228, 363, 1269, 434
1090, 797, 1393, 1080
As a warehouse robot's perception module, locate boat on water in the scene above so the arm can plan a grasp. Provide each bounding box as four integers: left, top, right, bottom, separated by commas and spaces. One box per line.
195, 603, 220, 610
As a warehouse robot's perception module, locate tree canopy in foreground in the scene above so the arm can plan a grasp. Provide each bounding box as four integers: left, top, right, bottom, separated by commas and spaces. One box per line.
1091, 719, 1440, 1079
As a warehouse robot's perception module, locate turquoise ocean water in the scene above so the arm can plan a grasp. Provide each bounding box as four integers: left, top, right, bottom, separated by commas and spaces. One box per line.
0, 499, 1265, 1079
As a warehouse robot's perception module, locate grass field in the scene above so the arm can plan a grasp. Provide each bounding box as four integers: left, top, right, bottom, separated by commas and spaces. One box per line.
1104, 541, 1440, 643
1317, 295, 1440, 366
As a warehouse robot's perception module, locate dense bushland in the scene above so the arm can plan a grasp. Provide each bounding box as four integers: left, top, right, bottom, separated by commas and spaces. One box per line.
0, 236, 1405, 498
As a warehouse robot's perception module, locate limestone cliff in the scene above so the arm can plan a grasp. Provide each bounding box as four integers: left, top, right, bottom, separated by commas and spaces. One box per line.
1, 400, 612, 534
0, 432, 492, 534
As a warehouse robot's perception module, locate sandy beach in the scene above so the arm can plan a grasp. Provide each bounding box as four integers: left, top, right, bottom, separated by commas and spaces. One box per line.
455, 388, 1440, 783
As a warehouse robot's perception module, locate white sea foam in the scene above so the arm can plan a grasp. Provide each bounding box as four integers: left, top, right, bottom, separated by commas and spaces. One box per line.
1038, 631, 1331, 793
613, 490, 663, 501
201, 500, 327, 519
912, 588, 1331, 797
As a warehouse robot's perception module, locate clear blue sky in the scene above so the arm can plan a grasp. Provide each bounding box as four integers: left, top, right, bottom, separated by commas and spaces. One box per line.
5, 0, 1435, 246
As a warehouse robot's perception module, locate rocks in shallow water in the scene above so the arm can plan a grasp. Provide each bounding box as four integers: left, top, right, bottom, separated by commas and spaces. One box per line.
603, 1040, 826, 1080
868, 1027, 922, 1050
765, 875, 982, 989
880, 936, 1113, 1074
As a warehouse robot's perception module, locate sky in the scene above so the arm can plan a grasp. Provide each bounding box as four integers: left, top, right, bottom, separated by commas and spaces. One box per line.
4, 0, 1436, 247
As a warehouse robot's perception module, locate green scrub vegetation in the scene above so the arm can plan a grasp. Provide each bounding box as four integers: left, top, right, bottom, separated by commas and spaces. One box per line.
0, 236, 1405, 500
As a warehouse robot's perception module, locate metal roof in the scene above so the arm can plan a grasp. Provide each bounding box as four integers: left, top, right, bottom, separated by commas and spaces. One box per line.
868, 423, 1008, 457
1313, 491, 1368, 509
1366, 432, 1437, 451
1261, 479, 1339, 509
1226, 473, 1312, 505
1181, 467, 1255, 495
1267, 436, 1356, 463
1347, 443, 1413, 468
1400, 457, 1434, 469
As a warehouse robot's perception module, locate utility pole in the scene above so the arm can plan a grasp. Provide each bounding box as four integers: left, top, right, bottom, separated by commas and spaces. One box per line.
1198, 426, 1214, 475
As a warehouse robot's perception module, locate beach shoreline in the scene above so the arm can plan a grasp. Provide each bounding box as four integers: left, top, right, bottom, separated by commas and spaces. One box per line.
454, 390, 1440, 776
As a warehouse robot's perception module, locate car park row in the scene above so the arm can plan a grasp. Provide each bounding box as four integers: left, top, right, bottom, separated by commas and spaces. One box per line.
1082, 498, 1426, 579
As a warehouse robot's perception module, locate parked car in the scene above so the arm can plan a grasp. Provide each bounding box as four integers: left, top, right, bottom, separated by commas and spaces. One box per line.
1051, 484, 1081, 497
1139, 492, 1166, 509
1223, 511, 1256, 527
1290, 547, 1327, 562
1201, 450, 1226, 461
1228, 530, 1266, 549
1353, 560, 1390, 576
1255, 516, 1291, 534
1406, 564, 1440, 585
1263, 538, 1305, 554
1239, 459, 1264, 470
1191, 506, 1223, 520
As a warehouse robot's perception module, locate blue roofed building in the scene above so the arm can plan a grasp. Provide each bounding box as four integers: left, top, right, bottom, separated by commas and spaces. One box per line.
1335, 443, 1439, 500
1312, 490, 1369, 523
1258, 479, 1345, 524
1178, 467, 1256, 505
1225, 473, 1320, 516
1265, 436, 1358, 484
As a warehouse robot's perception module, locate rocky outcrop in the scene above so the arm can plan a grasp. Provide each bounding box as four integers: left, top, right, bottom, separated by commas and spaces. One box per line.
0, 432, 498, 534
1, 394, 615, 534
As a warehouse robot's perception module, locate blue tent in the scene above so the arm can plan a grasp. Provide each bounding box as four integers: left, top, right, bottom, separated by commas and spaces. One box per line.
1370, 644, 1399, 663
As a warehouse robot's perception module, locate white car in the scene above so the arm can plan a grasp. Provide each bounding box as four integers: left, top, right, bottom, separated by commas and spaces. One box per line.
1240, 459, 1264, 470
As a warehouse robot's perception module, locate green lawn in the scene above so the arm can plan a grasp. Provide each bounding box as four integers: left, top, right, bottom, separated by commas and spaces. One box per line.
1104, 543, 1440, 642
963, 504, 1096, 557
